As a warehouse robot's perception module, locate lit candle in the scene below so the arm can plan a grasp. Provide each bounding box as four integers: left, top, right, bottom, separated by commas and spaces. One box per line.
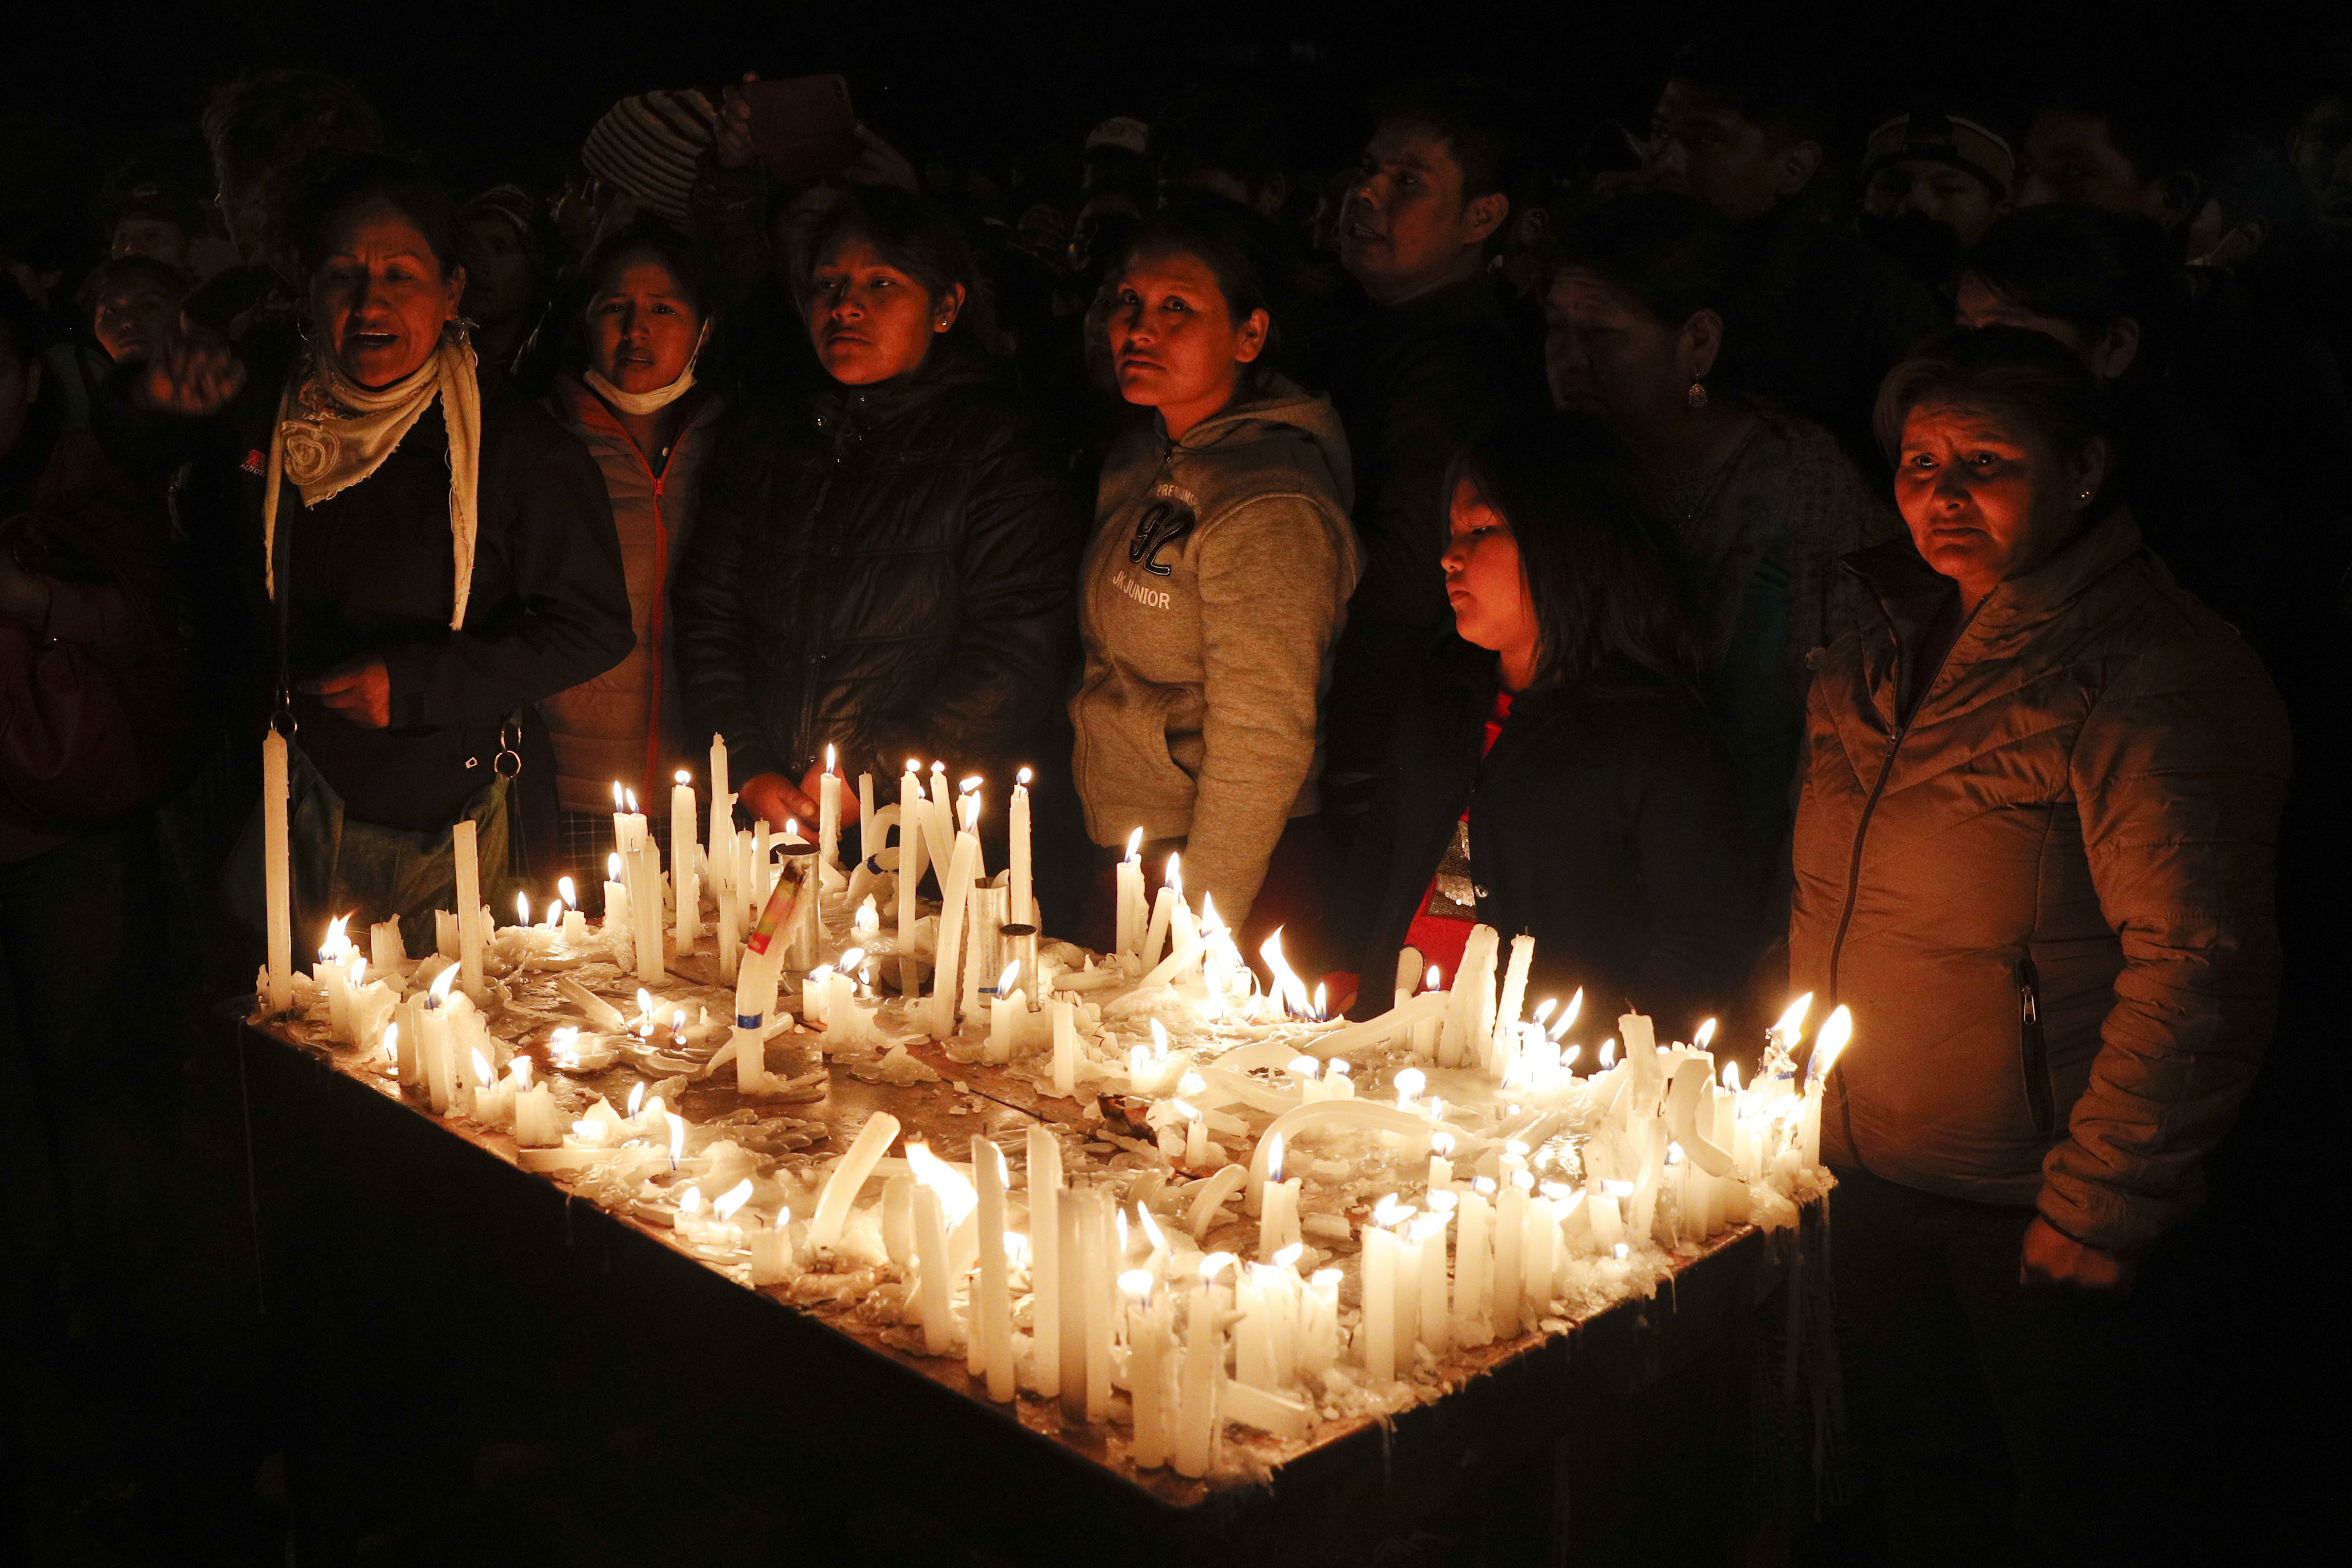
1124, 1271, 1173, 1468
750, 1206, 794, 1286
707, 733, 730, 888
1175, 1252, 1232, 1478
1257, 1136, 1302, 1261
1799, 1005, 1852, 1167
602, 852, 633, 970
1009, 766, 1033, 928
972, 1137, 1015, 1402
1411, 966, 1442, 1057
418, 965, 458, 1114
1427, 1130, 1455, 1194
261, 727, 294, 1012
819, 745, 841, 873
896, 761, 924, 995
986, 964, 1022, 1064
1115, 829, 1145, 962
912, 1180, 953, 1356
671, 769, 698, 952
453, 816, 483, 999
927, 796, 982, 1038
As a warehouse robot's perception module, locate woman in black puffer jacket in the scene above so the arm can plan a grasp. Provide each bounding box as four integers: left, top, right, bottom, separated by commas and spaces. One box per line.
1332, 413, 1756, 1039
673, 188, 1079, 844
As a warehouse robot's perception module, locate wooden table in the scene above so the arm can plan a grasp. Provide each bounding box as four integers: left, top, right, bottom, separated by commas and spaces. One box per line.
232, 1003, 1789, 1567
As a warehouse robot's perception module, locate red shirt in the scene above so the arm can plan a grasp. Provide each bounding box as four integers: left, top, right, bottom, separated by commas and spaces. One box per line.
1402, 689, 1513, 985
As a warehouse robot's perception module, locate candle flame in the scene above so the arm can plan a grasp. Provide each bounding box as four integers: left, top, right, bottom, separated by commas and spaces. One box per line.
1274, 1241, 1304, 1270
1138, 1206, 1167, 1250
1327, 1058, 1352, 1078
471, 1048, 493, 1088
1266, 1132, 1284, 1183
1017, 765, 1032, 785
428, 965, 458, 1005
1371, 1192, 1414, 1229
1425, 965, 1442, 993
1504, 1139, 1529, 1159
627, 1081, 645, 1119
560, 875, 577, 908
1257, 928, 1314, 1019
513, 1057, 532, 1088
1472, 1175, 1496, 1195
1411, 1211, 1450, 1242
1430, 1188, 1458, 1211
613, 781, 625, 809
1125, 827, 1142, 860
1312, 1267, 1342, 1289
624, 789, 638, 813
903, 1139, 977, 1227
1198, 890, 1224, 935
1550, 988, 1584, 1043
516, 892, 531, 926
1178, 1070, 1206, 1097
1722, 1060, 1742, 1091
1613, 1242, 1630, 1261
381, 1022, 398, 1065
1811, 1005, 1854, 1082
1165, 852, 1182, 894
1666, 1142, 1683, 1166
1170, 1098, 1200, 1123
675, 769, 691, 786
322, 914, 349, 956
680, 1187, 703, 1215
959, 794, 979, 832
840, 946, 866, 972
1199, 1251, 1236, 1284
1287, 1055, 1319, 1077
607, 852, 622, 881
713, 1178, 753, 1221
1149, 1018, 1170, 1061
826, 744, 837, 773
1121, 1268, 1153, 1302
671, 1008, 686, 1039
670, 1114, 685, 1166
1599, 1038, 1616, 1068
348, 954, 365, 986
1774, 992, 1815, 1044
1695, 1016, 1718, 1049
996, 960, 1020, 997
1312, 982, 1327, 1022
1560, 1045, 1582, 1070
1533, 997, 1557, 1025
1602, 1180, 1636, 1198
1431, 1130, 1455, 1156
907, 758, 921, 774
636, 987, 655, 1021
1394, 1067, 1427, 1103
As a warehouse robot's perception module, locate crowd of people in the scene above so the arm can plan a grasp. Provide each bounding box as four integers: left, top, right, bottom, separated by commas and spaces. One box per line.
3, 29, 2341, 1562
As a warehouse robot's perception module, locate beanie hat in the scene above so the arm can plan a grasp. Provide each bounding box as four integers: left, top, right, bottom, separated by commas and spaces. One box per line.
1863, 111, 2015, 201
1084, 116, 1151, 158
580, 89, 719, 231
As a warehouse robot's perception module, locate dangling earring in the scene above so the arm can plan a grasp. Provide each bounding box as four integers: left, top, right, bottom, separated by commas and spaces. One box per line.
1687, 380, 1709, 413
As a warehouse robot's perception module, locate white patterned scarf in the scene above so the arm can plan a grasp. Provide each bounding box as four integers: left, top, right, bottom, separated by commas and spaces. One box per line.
263, 329, 483, 629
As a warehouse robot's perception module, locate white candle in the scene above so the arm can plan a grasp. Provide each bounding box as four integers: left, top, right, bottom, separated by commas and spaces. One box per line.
1028, 1127, 1062, 1399
1174, 1253, 1232, 1478
987, 979, 1022, 1064
1049, 997, 1078, 1097
1416, 1208, 1453, 1355
1009, 768, 1033, 927
819, 745, 841, 873
1455, 1189, 1493, 1347
1124, 1272, 1173, 1469
972, 1138, 1015, 1402
671, 770, 698, 951
1800, 1006, 1853, 1168
1082, 1187, 1113, 1422
707, 733, 730, 881
912, 1181, 953, 1356
451, 817, 483, 999
262, 727, 293, 1012
895, 762, 925, 996
1115, 829, 1144, 962
1360, 1222, 1396, 1382
750, 1207, 794, 1286
927, 808, 981, 1039
807, 1112, 902, 1251
418, 966, 457, 1114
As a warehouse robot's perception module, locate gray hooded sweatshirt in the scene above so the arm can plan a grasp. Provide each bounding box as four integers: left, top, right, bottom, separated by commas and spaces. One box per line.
1071, 376, 1360, 925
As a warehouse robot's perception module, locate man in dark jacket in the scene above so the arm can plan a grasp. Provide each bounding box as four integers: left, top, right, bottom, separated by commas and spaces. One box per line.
1310, 81, 1542, 810
1642, 34, 1947, 472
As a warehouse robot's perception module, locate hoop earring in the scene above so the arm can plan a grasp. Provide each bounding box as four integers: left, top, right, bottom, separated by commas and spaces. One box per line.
1686, 380, 1709, 413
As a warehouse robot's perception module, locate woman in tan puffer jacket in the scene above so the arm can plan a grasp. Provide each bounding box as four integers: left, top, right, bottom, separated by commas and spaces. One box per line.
1791, 328, 2289, 1562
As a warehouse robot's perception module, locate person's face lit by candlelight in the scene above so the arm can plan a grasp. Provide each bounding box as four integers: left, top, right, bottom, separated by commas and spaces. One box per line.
587, 255, 704, 395
91, 278, 182, 364
1542, 268, 1722, 438
805, 236, 962, 386
1893, 402, 2106, 613
1107, 246, 1267, 440
1440, 476, 1540, 691
1643, 79, 1821, 222
1340, 121, 1507, 307
308, 199, 465, 389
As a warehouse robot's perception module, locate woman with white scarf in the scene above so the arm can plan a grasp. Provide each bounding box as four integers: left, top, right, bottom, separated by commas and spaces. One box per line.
135, 154, 632, 945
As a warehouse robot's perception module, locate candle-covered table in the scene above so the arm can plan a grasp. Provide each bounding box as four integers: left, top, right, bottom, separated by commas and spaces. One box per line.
240, 752, 1841, 1562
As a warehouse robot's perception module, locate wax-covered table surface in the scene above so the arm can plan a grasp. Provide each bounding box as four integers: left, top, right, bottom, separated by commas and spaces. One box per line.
235, 961, 1789, 1565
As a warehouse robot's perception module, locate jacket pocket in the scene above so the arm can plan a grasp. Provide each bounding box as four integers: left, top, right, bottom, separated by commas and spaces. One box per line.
2017, 955, 2054, 1139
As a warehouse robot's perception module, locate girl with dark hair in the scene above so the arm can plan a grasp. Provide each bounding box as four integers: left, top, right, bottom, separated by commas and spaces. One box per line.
458, 184, 564, 395
1330, 411, 1754, 1032
1070, 197, 1358, 946
132, 152, 632, 946
1798, 324, 2288, 1558
673, 184, 1077, 850
541, 221, 727, 897
1547, 190, 1900, 869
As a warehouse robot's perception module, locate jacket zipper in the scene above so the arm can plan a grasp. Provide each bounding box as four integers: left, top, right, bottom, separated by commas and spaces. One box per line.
1825, 599, 1983, 995
2017, 955, 2053, 1137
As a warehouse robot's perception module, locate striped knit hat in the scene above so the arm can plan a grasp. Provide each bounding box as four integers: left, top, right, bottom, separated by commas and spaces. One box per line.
579, 89, 718, 231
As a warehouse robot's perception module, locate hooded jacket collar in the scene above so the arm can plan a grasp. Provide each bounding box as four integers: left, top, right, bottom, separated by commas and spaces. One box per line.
811, 349, 994, 443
